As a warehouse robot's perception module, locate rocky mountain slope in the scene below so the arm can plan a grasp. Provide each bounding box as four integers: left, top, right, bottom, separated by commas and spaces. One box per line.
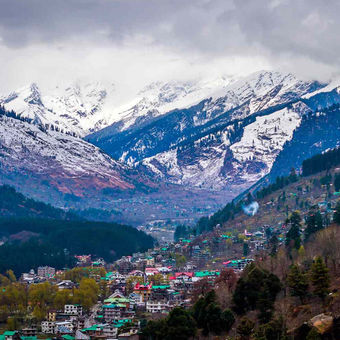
0, 111, 155, 203
88, 71, 327, 190
0, 108, 231, 225
1, 70, 339, 224
0, 77, 235, 137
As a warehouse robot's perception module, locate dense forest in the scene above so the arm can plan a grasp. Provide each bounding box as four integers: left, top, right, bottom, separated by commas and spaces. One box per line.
0, 185, 78, 220
0, 218, 154, 275
0, 185, 154, 274
302, 146, 340, 177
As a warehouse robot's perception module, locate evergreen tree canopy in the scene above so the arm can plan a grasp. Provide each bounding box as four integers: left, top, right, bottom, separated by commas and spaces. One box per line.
192, 290, 235, 336
232, 263, 281, 322
285, 211, 302, 250
305, 207, 323, 241
333, 201, 340, 225
141, 307, 197, 340
287, 264, 309, 303
310, 257, 330, 300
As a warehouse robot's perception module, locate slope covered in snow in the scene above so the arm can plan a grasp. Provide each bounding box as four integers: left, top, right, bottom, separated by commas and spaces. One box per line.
86, 70, 325, 191
0, 77, 234, 137
1, 70, 322, 139
0, 110, 234, 225
0, 113, 155, 199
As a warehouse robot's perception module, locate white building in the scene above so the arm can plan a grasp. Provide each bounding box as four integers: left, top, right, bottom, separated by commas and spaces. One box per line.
41, 321, 55, 334
146, 301, 169, 313
64, 304, 83, 316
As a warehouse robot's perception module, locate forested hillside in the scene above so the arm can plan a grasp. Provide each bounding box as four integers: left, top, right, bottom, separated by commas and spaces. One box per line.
0, 185, 154, 275
145, 149, 340, 340
0, 185, 78, 220
0, 218, 154, 275
193, 147, 340, 236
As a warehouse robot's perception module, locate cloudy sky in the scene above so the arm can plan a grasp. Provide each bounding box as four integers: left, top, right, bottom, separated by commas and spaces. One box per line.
0, 0, 339, 93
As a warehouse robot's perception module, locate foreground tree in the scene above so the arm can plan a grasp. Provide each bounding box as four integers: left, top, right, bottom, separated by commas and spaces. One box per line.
141, 307, 196, 340
310, 257, 330, 301
237, 317, 255, 340
287, 264, 309, 303
254, 316, 287, 340
192, 290, 235, 336
232, 263, 281, 322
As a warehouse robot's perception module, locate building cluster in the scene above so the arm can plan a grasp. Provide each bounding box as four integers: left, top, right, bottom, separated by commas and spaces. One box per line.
8, 229, 265, 339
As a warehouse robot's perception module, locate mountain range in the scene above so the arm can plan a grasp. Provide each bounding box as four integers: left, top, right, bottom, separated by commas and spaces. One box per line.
1, 70, 340, 224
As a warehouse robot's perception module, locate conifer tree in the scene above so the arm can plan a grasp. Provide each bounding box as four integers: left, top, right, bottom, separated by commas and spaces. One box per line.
305, 208, 323, 240
334, 174, 340, 192
287, 264, 309, 303
310, 257, 330, 300
333, 201, 340, 225
285, 211, 302, 250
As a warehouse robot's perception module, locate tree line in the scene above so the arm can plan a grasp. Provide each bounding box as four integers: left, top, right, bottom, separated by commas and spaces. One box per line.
302, 146, 340, 177
0, 217, 154, 275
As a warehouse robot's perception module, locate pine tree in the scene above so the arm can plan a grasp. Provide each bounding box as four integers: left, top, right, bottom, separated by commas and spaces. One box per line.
334, 174, 340, 192
269, 235, 279, 256
287, 264, 309, 303
285, 211, 302, 250
333, 201, 340, 225
237, 317, 255, 340
305, 208, 323, 240
243, 242, 250, 257
310, 257, 330, 300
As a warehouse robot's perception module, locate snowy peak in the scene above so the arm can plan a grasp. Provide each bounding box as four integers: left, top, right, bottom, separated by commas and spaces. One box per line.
0, 81, 114, 136
0, 111, 155, 201
88, 70, 328, 192
0, 70, 323, 139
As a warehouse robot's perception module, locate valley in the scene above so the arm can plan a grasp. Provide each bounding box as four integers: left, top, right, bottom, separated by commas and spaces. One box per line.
1, 71, 340, 226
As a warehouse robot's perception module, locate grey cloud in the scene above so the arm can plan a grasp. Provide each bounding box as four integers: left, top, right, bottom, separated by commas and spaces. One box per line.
0, 0, 339, 87
1, 0, 338, 63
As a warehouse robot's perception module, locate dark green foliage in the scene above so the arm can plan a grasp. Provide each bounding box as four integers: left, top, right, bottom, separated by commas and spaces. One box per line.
141, 319, 168, 340
243, 242, 250, 257
310, 257, 330, 300
305, 207, 324, 241
192, 290, 235, 335
269, 235, 279, 256
0, 218, 154, 275
174, 225, 191, 241
0, 185, 78, 220
232, 263, 281, 323
287, 264, 309, 303
195, 200, 242, 235
141, 307, 196, 340
256, 169, 298, 200
237, 317, 255, 340
254, 317, 287, 340
334, 173, 340, 192
320, 174, 332, 185
285, 211, 302, 250
302, 147, 340, 177
221, 309, 236, 333
0, 240, 75, 276
306, 327, 322, 340
333, 201, 340, 224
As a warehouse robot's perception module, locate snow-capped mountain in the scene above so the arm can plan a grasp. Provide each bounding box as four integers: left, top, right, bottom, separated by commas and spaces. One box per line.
88, 70, 328, 190
0, 112, 155, 202
0, 82, 115, 136
0, 77, 234, 137
2, 69, 340, 204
